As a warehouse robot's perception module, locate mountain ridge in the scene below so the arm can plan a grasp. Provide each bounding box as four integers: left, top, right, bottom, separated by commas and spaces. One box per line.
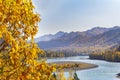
35, 31, 66, 42
37, 26, 120, 53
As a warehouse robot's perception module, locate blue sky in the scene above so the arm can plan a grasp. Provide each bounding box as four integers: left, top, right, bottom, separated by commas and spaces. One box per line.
33, 0, 120, 37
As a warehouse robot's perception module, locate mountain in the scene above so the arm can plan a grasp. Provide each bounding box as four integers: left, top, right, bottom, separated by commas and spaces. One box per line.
35, 31, 66, 42
92, 27, 120, 45
86, 27, 110, 36
37, 26, 120, 53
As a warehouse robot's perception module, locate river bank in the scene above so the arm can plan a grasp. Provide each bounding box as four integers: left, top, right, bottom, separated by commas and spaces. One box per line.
117, 73, 120, 79
47, 56, 120, 80
49, 61, 98, 71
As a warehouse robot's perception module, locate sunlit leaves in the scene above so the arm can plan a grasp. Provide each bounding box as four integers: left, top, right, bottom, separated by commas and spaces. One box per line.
0, 0, 55, 80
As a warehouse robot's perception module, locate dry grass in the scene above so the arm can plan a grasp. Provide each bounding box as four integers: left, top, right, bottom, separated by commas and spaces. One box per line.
49, 61, 98, 71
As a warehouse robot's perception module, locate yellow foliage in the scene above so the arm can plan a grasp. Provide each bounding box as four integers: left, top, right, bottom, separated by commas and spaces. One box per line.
0, 0, 78, 80
0, 0, 55, 80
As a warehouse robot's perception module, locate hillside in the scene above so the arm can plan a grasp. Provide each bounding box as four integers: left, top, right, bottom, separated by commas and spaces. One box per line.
37, 26, 120, 53
35, 31, 66, 42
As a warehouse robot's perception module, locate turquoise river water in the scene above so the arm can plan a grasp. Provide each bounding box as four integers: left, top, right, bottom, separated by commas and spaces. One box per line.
47, 56, 120, 80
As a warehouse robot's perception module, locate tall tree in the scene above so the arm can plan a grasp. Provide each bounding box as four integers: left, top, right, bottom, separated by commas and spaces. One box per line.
0, 0, 55, 80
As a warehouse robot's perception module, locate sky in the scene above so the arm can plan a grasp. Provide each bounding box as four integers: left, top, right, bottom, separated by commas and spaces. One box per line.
33, 0, 120, 37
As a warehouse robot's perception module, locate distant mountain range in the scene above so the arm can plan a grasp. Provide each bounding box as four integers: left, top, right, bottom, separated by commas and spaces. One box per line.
36, 26, 120, 53
35, 31, 66, 42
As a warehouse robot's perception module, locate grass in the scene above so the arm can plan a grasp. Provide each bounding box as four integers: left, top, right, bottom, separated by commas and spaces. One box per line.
49, 61, 98, 71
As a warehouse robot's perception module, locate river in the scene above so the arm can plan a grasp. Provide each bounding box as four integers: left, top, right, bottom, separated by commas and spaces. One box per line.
47, 56, 120, 80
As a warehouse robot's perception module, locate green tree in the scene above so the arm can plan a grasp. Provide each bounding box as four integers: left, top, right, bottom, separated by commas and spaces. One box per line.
73, 71, 80, 80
